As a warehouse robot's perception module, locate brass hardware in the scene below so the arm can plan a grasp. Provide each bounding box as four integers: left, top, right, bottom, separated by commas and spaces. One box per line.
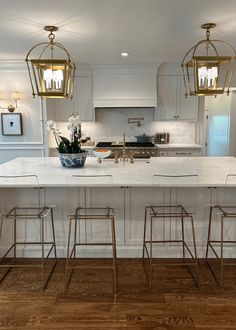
128, 117, 144, 127
114, 150, 119, 163
201, 23, 216, 31
122, 133, 126, 161
25, 26, 76, 99
129, 151, 134, 163
44, 25, 59, 34
113, 135, 134, 163
181, 22, 236, 96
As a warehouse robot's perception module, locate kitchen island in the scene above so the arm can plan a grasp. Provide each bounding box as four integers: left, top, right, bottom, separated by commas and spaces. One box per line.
1, 156, 236, 258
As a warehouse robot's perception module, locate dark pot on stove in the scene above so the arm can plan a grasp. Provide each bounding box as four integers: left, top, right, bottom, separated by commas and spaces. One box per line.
135, 134, 153, 143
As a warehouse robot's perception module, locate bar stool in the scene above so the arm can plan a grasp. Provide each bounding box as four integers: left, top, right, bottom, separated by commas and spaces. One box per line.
0, 175, 57, 291
206, 174, 236, 288
64, 174, 117, 292
142, 174, 199, 289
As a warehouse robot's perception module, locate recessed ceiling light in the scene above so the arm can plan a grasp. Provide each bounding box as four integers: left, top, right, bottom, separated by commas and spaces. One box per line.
121, 52, 129, 57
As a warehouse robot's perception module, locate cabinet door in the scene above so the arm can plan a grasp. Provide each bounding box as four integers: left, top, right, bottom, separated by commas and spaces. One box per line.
177, 77, 198, 120
84, 187, 124, 246
157, 76, 178, 120
73, 76, 94, 121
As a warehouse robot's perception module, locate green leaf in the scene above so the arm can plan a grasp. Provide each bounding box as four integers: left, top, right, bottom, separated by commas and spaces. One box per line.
59, 136, 70, 145
58, 141, 72, 153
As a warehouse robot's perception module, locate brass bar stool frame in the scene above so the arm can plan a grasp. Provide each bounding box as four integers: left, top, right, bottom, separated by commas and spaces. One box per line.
0, 175, 57, 291
206, 174, 236, 288
64, 174, 117, 293
142, 174, 199, 289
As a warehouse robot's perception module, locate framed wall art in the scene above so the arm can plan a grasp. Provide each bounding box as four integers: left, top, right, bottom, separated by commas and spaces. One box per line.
1, 113, 23, 136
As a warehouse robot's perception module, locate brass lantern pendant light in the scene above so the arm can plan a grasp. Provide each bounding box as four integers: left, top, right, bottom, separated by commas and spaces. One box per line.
25, 26, 76, 99
181, 23, 236, 96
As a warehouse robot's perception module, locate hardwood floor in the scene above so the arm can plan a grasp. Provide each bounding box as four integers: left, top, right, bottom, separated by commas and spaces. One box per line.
0, 259, 236, 329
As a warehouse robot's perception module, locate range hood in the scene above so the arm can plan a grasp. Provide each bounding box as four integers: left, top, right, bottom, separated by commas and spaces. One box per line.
92, 65, 158, 108
93, 99, 157, 108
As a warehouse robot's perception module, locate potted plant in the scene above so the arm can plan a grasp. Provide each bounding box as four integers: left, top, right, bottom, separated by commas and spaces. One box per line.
46, 114, 88, 168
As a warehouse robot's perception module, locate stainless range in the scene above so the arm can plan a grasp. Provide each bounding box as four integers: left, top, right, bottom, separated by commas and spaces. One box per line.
96, 142, 158, 158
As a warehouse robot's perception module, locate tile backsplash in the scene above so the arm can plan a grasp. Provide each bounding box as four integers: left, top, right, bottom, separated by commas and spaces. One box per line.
51, 108, 197, 147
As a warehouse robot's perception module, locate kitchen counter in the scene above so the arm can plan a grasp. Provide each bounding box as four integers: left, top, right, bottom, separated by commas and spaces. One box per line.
1, 156, 236, 258
0, 156, 235, 187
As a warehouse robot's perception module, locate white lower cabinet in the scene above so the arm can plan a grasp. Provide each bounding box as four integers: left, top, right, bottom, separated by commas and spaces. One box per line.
0, 185, 217, 258
83, 187, 125, 246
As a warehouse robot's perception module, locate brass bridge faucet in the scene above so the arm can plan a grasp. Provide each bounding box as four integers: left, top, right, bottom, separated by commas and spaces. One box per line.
114, 133, 134, 163
122, 132, 126, 161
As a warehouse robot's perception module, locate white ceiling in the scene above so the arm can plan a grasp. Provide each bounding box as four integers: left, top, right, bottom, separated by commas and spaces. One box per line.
1, 0, 236, 65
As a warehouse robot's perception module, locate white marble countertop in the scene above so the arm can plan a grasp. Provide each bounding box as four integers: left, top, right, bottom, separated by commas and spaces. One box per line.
0, 156, 236, 187
155, 143, 203, 149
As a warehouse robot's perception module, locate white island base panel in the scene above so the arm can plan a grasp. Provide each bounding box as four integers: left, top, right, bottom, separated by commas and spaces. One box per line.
1, 157, 236, 258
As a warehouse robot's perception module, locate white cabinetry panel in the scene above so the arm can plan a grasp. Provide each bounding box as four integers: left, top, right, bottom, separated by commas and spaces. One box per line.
177, 77, 198, 120
73, 76, 93, 121
157, 76, 178, 120
46, 76, 94, 122
157, 75, 198, 121
93, 65, 157, 108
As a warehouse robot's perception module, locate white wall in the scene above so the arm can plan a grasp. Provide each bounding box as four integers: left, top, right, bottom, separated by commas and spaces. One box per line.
0, 61, 47, 164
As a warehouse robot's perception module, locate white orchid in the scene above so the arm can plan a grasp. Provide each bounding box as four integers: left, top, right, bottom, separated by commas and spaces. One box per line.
46, 114, 82, 153
67, 114, 81, 133
46, 120, 61, 146
46, 120, 56, 131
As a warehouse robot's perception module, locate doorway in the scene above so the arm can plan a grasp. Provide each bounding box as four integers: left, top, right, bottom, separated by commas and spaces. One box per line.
205, 94, 231, 156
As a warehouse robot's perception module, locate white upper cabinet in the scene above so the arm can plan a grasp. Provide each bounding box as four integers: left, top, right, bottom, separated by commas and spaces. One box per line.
46, 75, 94, 122
177, 77, 199, 120
73, 76, 94, 121
157, 75, 198, 121
157, 75, 178, 120
92, 65, 157, 108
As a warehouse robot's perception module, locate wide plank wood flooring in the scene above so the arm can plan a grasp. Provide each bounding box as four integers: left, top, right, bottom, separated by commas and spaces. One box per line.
0, 259, 236, 329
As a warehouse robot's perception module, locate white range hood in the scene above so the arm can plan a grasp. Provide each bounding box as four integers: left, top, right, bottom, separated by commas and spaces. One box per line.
92, 65, 158, 108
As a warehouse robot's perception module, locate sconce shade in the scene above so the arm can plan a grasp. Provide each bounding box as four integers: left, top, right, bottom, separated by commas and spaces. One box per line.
0, 91, 21, 112
11, 91, 21, 100
25, 26, 76, 99
181, 23, 236, 96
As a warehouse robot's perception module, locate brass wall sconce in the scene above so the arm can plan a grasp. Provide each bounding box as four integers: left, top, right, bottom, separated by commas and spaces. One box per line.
0, 91, 21, 112
25, 25, 76, 99
181, 23, 236, 96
